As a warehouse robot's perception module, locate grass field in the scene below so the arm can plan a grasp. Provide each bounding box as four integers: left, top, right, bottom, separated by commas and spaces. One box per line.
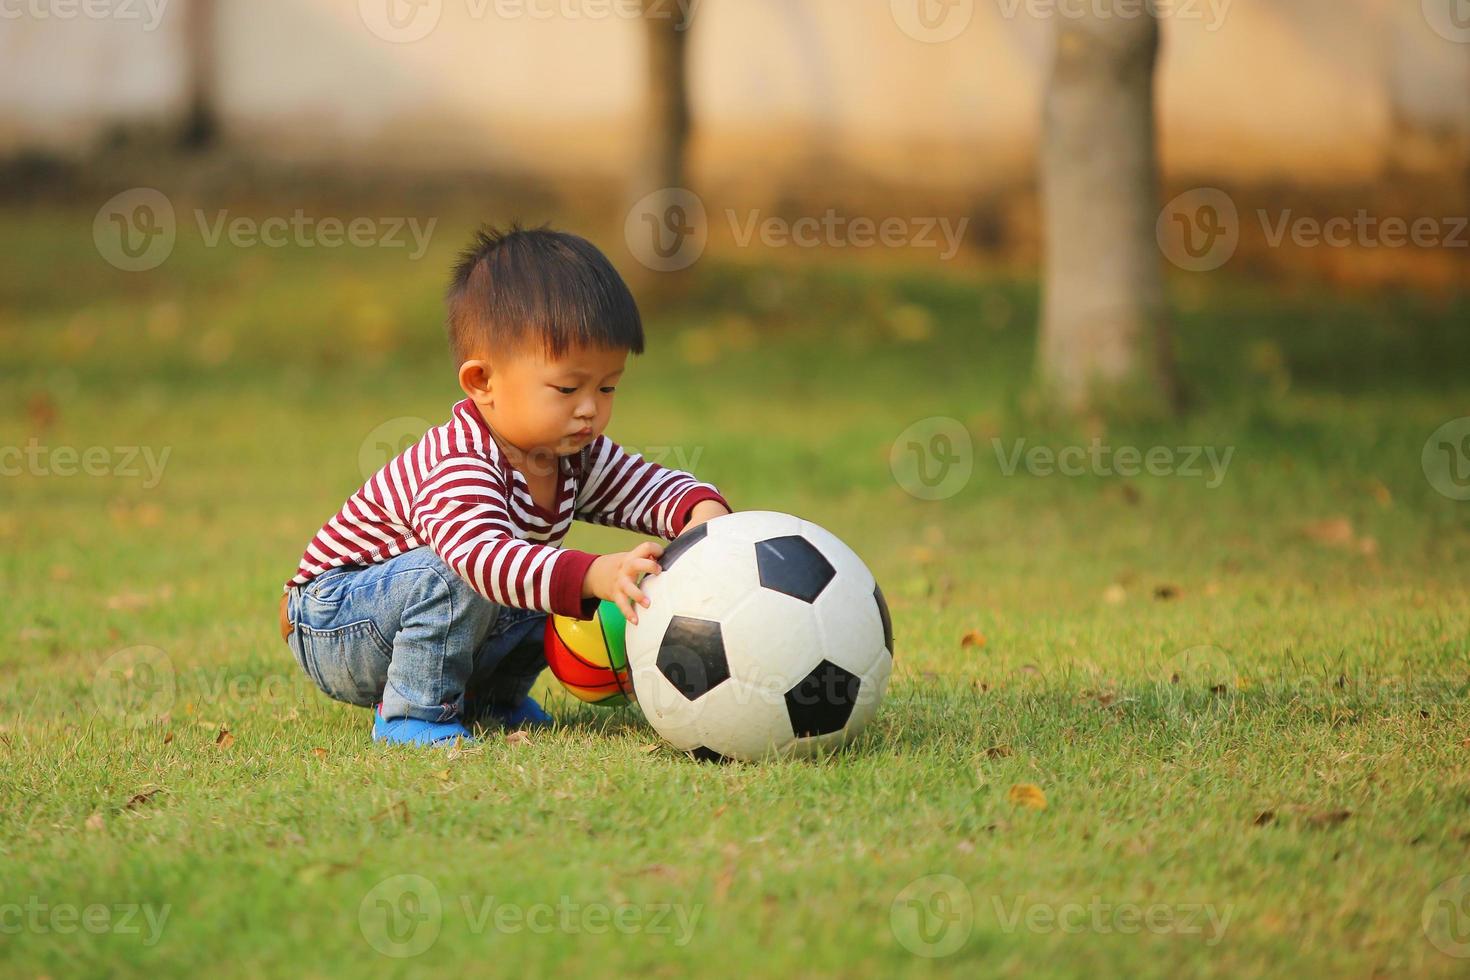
2, 204, 1469, 977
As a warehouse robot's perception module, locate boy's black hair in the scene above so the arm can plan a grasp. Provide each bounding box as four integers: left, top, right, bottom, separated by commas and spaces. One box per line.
446, 224, 644, 363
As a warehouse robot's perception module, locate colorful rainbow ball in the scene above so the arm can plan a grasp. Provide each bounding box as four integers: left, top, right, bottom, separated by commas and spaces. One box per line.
544, 599, 635, 706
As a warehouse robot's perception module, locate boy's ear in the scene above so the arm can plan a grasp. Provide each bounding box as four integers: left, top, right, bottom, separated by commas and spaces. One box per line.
458, 359, 494, 406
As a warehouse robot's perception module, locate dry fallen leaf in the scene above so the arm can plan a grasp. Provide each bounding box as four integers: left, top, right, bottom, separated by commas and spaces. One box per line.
310, 747, 328, 759
214, 728, 234, 749
85, 813, 105, 831
960, 630, 987, 649
1153, 584, 1180, 601
125, 788, 163, 809
506, 730, 531, 746
640, 743, 660, 753
1007, 783, 1047, 811
1254, 810, 1276, 827
1103, 584, 1127, 605
985, 744, 1013, 759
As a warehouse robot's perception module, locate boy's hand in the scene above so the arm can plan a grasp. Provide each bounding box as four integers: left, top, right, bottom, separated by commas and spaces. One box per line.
583, 542, 664, 625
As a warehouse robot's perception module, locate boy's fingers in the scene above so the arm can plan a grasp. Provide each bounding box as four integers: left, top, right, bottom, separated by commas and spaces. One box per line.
614, 593, 636, 625
624, 579, 649, 608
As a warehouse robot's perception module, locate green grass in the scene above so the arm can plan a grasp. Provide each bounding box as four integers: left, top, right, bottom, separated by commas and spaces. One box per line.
1, 205, 1469, 977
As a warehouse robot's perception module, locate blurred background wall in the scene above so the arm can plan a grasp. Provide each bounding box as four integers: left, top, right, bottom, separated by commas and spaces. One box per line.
2, 0, 1465, 190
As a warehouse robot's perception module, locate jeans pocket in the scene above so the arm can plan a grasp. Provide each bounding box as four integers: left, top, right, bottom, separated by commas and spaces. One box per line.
296, 619, 393, 708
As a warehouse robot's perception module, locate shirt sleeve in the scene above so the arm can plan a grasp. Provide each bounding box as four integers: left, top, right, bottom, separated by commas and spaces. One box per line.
573, 436, 730, 539
411, 455, 600, 618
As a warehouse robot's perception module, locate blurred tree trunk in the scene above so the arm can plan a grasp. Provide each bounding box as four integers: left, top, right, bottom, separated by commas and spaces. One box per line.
1038, 10, 1181, 415
633, 1, 691, 199
178, 0, 219, 150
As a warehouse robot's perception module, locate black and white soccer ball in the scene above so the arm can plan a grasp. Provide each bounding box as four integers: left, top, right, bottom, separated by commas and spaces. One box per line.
626, 511, 893, 761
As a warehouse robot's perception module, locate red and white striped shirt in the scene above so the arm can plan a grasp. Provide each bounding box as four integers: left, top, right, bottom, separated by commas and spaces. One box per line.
286, 398, 728, 619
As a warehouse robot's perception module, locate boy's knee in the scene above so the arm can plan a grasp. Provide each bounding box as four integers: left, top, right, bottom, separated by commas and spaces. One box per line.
396, 551, 496, 633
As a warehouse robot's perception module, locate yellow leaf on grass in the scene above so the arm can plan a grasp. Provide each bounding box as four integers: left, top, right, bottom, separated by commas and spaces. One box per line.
960, 630, 987, 649
1007, 783, 1047, 811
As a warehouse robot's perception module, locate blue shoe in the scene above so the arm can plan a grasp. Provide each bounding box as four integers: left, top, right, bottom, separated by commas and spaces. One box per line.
371, 704, 474, 746
484, 696, 554, 730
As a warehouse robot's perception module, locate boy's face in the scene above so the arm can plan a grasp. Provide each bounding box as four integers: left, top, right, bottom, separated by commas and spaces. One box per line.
459, 342, 628, 473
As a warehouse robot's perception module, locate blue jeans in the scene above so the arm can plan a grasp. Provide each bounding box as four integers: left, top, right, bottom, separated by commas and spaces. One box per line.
283, 547, 548, 723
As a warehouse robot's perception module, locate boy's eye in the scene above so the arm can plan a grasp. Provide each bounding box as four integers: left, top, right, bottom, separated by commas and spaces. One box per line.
554, 386, 578, 395
599, 387, 617, 394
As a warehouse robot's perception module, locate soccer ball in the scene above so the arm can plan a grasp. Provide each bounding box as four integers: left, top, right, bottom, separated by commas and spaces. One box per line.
544, 600, 634, 706
626, 511, 893, 761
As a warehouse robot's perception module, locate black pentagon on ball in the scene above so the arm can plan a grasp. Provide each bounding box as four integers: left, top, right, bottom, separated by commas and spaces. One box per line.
874, 582, 893, 656
755, 535, 835, 603
688, 746, 732, 764
656, 615, 730, 700
658, 522, 708, 571
785, 659, 861, 737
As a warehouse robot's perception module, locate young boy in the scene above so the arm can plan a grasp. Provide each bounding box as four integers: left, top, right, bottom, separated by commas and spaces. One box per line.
278, 226, 731, 745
